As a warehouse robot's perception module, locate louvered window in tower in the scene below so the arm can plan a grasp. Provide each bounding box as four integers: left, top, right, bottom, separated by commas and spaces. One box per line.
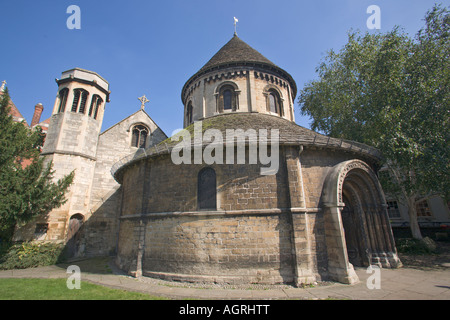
89, 95, 103, 119
58, 88, 69, 113
71, 89, 89, 113
78, 90, 89, 114
71, 90, 80, 112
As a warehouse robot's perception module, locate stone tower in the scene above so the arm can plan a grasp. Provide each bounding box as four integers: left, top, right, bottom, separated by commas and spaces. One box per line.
41, 68, 110, 242
181, 34, 297, 127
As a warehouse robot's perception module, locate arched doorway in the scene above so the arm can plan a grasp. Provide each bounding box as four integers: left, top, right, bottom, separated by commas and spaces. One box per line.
322, 160, 401, 284
66, 214, 84, 259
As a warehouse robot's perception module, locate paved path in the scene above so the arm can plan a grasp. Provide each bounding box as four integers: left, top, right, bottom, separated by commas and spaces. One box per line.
0, 259, 449, 300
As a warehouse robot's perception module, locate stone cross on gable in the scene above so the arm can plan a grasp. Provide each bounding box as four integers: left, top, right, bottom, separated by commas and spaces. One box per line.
138, 95, 149, 110
0, 80, 6, 92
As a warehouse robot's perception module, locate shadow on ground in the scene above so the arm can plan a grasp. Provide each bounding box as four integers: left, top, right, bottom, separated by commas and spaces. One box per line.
398, 241, 450, 271
55, 256, 122, 275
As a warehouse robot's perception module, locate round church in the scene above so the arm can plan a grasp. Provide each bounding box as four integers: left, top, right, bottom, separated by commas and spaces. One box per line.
112, 34, 401, 286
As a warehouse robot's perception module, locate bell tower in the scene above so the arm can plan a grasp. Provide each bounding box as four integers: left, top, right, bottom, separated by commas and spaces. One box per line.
41, 68, 110, 241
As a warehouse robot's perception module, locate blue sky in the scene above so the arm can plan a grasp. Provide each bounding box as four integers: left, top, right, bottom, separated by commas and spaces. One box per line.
0, 0, 442, 137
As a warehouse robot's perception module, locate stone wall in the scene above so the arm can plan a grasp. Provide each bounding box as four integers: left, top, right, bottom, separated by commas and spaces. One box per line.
82, 110, 167, 256
114, 140, 388, 285
140, 213, 295, 284
185, 67, 295, 126
115, 145, 345, 284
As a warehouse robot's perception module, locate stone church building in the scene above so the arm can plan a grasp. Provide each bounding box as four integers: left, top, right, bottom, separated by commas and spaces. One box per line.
14, 34, 403, 285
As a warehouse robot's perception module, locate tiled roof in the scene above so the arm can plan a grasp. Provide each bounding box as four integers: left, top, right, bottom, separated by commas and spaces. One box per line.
112, 113, 382, 181
0, 91, 28, 126
182, 35, 297, 102
199, 35, 277, 72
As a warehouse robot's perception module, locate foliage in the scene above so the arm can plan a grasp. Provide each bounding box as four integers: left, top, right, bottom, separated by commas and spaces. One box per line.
0, 241, 65, 270
298, 4, 449, 239
396, 238, 437, 254
0, 88, 74, 241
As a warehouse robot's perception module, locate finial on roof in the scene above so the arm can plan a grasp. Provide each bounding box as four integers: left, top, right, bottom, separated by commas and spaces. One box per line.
233, 17, 238, 36
138, 95, 149, 110
0, 80, 6, 92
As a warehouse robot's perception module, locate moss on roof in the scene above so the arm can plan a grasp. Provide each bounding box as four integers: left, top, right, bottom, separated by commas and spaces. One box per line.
112, 113, 382, 182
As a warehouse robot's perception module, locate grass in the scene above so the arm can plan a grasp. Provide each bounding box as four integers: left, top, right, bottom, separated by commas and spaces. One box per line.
0, 278, 167, 300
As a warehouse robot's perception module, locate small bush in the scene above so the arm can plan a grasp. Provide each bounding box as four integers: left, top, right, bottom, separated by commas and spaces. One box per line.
0, 242, 65, 270
396, 237, 436, 254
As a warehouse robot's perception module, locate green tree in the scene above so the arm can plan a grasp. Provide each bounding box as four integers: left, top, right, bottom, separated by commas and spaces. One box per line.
299, 5, 449, 240
0, 88, 74, 243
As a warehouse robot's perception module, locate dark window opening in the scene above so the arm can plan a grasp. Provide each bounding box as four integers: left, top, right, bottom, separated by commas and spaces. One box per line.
416, 199, 432, 217
267, 89, 282, 116
218, 85, 237, 112
223, 89, 232, 110
198, 167, 217, 210
387, 201, 401, 218
89, 95, 103, 119
78, 90, 89, 114
34, 223, 48, 235
71, 90, 80, 112
58, 88, 69, 113
131, 125, 149, 148
186, 101, 193, 125
71, 89, 89, 113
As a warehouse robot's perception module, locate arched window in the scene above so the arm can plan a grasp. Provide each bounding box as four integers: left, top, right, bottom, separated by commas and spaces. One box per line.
223, 89, 232, 110
186, 101, 193, 125
131, 125, 149, 148
58, 88, 69, 113
88, 95, 103, 119
71, 89, 89, 114
217, 84, 238, 112
267, 89, 283, 116
198, 167, 217, 210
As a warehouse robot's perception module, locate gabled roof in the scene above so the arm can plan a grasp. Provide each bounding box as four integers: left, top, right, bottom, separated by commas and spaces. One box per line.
100, 108, 168, 139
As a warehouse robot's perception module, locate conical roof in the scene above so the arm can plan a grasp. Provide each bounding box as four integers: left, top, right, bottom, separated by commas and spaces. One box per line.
198, 34, 277, 72
182, 35, 297, 102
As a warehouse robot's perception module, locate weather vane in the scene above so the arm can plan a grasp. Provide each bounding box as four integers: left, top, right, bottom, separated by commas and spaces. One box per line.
234, 17, 238, 35
138, 95, 149, 110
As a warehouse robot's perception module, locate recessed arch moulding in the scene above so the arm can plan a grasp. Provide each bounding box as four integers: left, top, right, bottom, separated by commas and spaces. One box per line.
322, 159, 402, 284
